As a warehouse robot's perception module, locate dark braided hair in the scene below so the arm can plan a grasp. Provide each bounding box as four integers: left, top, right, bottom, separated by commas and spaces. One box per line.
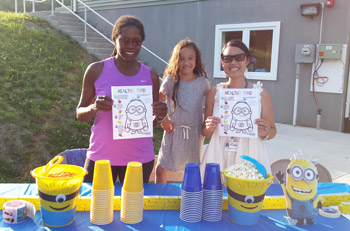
111, 15, 145, 57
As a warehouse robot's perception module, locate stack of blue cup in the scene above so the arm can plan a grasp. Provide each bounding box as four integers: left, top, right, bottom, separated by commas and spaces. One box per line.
180, 163, 203, 222
202, 163, 222, 222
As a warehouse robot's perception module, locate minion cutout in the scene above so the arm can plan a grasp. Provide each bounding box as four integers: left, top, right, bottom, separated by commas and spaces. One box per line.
230, 101, 253, 133
125, 99, 148, 134
275, 155, 322, 225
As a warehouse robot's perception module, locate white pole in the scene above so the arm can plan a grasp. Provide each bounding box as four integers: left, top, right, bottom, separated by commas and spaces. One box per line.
345, 71, 350, 118
293, 63, 301, 126
83, 6, 87, 43
15, 0, 18, 13
23, 0, 26, 13
51, 0, 54, 16
319, 3, 325, 44
32, 0, 35, 13
73, 0, 76, 12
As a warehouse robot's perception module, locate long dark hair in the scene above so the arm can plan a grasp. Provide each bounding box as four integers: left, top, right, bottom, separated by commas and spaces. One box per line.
111, 15, 145, 57
163, 39, 208, 113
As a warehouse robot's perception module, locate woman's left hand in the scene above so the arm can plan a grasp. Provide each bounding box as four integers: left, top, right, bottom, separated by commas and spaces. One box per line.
152, 101, 167, 120
255, 118, 270, 140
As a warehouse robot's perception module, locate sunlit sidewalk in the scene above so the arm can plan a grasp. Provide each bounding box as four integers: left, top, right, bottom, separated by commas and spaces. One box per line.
266, 123, 350, 184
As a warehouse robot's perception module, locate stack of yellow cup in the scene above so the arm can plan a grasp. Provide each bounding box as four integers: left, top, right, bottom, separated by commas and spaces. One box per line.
120, 161, 144, 224
90, 160, 114, 225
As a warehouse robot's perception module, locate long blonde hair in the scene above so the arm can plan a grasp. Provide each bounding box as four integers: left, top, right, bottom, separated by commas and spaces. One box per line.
163, 39, 208, 112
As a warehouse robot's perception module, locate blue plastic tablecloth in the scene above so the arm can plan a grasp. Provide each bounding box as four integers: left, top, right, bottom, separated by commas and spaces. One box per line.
1, 183, 350, 231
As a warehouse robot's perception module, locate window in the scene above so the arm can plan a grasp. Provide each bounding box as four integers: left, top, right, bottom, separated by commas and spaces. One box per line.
213, 22, 281, 81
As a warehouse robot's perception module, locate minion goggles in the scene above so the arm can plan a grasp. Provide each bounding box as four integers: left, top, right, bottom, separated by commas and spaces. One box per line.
38, 188, 80, 203
287, 164, 318, 183
227, 187, 265, 205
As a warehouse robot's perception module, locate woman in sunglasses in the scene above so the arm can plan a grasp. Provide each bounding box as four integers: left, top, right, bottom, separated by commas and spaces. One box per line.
200, 40, 276, 176
76, 15, 167, 183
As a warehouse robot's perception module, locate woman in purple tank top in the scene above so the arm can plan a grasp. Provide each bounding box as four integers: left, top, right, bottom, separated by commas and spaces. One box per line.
76, 15, 167, 184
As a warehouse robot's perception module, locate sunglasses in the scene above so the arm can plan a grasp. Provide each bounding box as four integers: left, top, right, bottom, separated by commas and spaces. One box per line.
118, 37, 143, 47
221, 53, 246, 63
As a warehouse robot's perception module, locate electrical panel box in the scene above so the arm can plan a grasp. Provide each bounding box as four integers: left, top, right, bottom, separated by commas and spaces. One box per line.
295, 44, 315, 63
317, 44, 342, 59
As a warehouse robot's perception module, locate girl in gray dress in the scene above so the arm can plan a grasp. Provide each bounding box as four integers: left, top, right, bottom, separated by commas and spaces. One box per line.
155, 40, 210, 183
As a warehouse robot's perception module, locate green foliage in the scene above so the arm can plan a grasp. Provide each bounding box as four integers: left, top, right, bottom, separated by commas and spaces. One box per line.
0, 11, 165, 183
0, 11, 94, 182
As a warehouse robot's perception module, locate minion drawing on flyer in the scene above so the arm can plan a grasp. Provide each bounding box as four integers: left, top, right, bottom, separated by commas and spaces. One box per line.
275, 155, 322, 225
124, 99, 148, 134
112, 85, 153, 139
230, 101, 253, 133
218, 88, 260, 138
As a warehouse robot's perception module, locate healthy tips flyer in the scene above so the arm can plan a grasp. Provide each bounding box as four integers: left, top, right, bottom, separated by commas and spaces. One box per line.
111, 85, 153, 140
218, 88, 261, 138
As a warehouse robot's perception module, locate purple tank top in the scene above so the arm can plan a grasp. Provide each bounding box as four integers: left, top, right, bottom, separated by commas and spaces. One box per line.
87, 57, 154, 165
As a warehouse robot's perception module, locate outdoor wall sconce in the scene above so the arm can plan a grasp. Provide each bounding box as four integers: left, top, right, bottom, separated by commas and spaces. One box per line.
300, 3, 321, 17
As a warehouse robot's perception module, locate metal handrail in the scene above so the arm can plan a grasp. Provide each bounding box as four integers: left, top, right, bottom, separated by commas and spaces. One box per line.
16, 0, 168, 67
56, 0, 168, 65
20, 0, 46, 13
52, 0, 113, 45
74, 0, 113, 27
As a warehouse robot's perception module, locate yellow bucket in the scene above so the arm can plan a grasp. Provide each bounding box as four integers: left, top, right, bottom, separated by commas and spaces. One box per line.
31, 159, 87, 227
222, 170, 273, 225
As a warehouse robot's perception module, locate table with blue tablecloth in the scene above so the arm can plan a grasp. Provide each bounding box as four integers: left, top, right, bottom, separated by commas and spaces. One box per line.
1, 183, 350, 231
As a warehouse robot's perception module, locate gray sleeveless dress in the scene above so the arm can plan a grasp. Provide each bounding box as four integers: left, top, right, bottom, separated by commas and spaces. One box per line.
157, 76, 210, 172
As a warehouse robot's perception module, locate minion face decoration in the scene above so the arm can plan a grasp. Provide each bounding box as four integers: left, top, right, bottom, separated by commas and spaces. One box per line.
38, 185, 81, 227
224, 173, 273, 225
286, 159, 318, 201
39, 187, 80, 212
227, 186, 265, 213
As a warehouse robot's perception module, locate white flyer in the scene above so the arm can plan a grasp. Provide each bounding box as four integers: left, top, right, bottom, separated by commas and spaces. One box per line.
218, 88, 261, 138
111, 85, 153, 140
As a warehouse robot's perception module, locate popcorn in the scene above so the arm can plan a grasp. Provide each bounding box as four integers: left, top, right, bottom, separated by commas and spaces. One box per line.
224, 162, 264, 180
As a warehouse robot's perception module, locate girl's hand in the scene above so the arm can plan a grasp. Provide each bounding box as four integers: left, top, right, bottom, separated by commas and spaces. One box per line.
204, 116, 221, 133
93, 95, 113, 112
255, 118, 270, 140
161, 117, 174, 133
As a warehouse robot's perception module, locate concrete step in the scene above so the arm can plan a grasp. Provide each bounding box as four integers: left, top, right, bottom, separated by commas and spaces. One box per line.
81, 41, 114, 49
54, 7, 72, 13
95, 53, 112, 60
63, 29, 100, 37
59, 24, 98, 35
85, 47, 113, 55
72, 35, 112, 44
